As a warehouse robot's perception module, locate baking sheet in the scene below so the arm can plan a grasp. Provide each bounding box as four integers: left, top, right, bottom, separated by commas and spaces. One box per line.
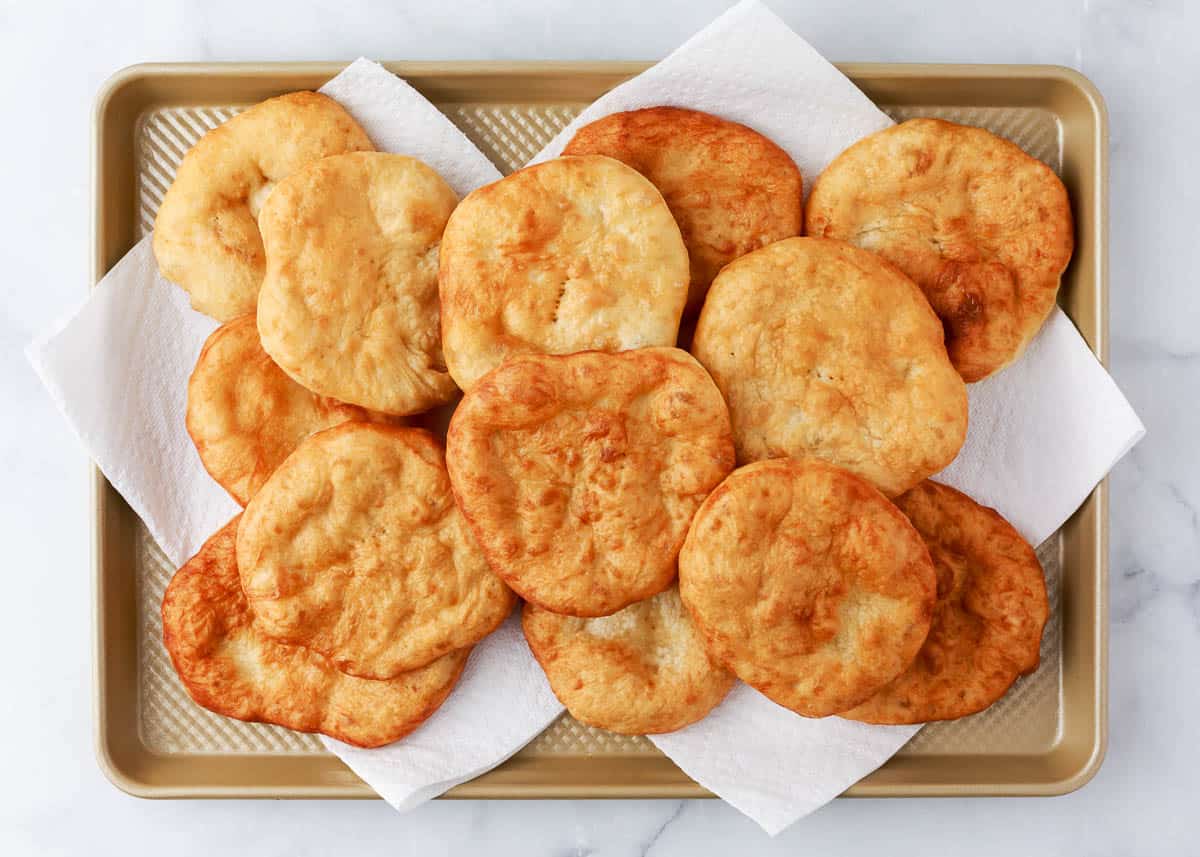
94, 62, 1107, 798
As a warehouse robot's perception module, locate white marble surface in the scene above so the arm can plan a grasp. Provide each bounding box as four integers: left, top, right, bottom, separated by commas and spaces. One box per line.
1, 0, 1193, 853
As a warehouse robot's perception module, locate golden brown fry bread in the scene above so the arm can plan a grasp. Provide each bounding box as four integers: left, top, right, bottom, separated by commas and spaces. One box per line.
447, 347, 735, 617
805, 118, 1074, 382
563, 106, 803, 311
186, 314, 386, 505
236, 423, 514, 679
691, 237, 967, 498
162, 517, 469, 748
153, 92, 373, 321
257, 152, 460, 415
438, 155, 690, 390
679, 458, 936, 717
840, 480, 1048, 724
523, 585, 734, 735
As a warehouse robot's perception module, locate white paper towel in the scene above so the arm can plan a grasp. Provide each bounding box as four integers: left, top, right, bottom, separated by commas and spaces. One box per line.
936, 307, 1143, 544
29, 239, 235, 564
526, 0, 1143, 835
27, 57, 564, 813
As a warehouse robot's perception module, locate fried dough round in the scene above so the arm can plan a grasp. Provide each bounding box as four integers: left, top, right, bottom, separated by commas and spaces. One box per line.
257, 152, 460, 415
186, 314, 387, 505
153, 92, 374, 321
236, 423, 515, 679
840, 480, 1048, 724
679, 458, 936, 717
563, 107, 803, 311
438, 155, 690, 390
447, 347, 735, 617
691, 237, 967, 498
805, 118, 1074, 382
162, 518, 469, 748
523, 586, 734, 735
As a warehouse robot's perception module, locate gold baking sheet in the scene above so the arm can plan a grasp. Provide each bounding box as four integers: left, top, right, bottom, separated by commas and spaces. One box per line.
93, 62, 1108, 798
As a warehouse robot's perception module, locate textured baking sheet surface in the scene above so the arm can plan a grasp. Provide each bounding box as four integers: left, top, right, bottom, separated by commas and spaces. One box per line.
134, 100, 1064, 758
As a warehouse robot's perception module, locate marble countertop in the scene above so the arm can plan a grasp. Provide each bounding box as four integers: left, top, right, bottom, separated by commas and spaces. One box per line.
2, 0, 1193, 853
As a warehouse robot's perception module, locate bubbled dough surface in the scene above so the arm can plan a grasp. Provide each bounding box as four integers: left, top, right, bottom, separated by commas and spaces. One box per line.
236, 423, 514, 679
162, 518, 468, 748
153, 92, 374, 321
679, 458, 936, 717
563, 107, 803, 312
186, 315, 380, 506
447, 347, 735, 617
257, 152, 460, 416
841, 480, 1049, 724
691, 237, 967, 498
805, 118, 1074, 382
438, 155, 690, 390
523, 586, 734, 735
